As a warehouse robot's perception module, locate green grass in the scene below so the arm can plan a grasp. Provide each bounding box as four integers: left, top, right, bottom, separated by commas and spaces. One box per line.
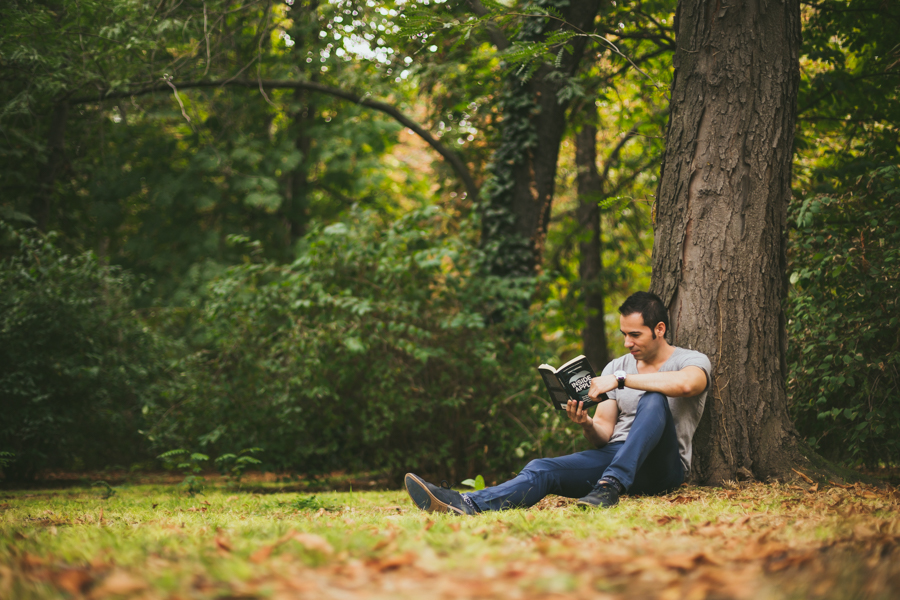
1, 479, 898, 599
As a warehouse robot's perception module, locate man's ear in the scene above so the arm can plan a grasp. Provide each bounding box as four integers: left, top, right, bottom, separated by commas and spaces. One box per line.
656, 322, 667, 339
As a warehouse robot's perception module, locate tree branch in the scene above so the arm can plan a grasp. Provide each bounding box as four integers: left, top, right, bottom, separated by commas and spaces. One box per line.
70, 78, 481, 202
467, 0, 510, 51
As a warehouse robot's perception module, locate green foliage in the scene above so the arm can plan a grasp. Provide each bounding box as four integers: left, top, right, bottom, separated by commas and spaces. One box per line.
0, 452, 14, 470
787, 162, 900, 467
291, 495, 341, 512
157, 449, 209, 475
215, 448, 263, 481
460, 474, 486, 490
91, 481, 117, 500
142, 206, 549, 481
0, 223, 175, 480
157, 449, 211, 496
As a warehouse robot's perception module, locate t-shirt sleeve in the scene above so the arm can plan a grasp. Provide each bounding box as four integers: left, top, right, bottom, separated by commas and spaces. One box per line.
675, 351, 712, 392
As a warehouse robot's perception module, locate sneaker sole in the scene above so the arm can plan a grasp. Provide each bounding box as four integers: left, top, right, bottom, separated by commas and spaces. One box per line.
404, 473, 465, 515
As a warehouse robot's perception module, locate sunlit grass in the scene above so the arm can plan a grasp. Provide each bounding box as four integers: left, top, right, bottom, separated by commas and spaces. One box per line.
1, 479, 898, 599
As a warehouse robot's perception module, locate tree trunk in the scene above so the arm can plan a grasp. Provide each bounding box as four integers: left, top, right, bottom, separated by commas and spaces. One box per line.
284, 0, 320, 247
481, 0, 601, 278
31, 102, 68, 231
650, 0, 804, 484
575, 122, 610, 370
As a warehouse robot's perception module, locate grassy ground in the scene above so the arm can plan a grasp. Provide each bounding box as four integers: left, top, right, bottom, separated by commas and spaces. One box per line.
1, 476, 899, 599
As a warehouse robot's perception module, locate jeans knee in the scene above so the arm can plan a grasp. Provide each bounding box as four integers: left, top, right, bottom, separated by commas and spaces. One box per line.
637, 392, 667, 413
521, 458, 553, 477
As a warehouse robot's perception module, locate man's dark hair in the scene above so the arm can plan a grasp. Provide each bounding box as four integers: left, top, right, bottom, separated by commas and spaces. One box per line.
619, 291, 669, 339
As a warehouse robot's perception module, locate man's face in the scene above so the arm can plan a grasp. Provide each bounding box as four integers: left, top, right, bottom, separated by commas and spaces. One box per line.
619, 312, 664, 361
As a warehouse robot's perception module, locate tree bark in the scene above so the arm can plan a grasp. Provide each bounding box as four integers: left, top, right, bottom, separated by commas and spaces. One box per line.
480, 0, 602, 278
575, 122, 610, 370
650, 0, 804, 484
31, 102, 68, 231
284, 0, 320, 246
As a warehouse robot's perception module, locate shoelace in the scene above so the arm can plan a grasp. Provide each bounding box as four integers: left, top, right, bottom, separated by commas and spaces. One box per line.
440, 480, 452, 489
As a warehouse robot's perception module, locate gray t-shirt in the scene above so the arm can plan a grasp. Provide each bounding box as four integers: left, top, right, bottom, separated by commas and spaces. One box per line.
601, 347, 711, 475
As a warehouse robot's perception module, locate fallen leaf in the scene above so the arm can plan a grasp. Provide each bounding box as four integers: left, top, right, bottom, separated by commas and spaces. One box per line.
661, 552, 699, 571
293, 532, 333, 555
372, 531, 397, 551
54, 569, 93, 595
668, 495, 695, 504
214, 535, 232, 552
423, 519, 435, 531
369, 551, 415, 571
92, 570, 146, 596
249, 545, 274, 564
21, 553, 45, 568
792, 468, 814, 484
655, 515, 681, 526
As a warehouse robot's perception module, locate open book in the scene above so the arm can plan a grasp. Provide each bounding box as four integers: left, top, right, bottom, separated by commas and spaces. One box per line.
538, 354, 608, 411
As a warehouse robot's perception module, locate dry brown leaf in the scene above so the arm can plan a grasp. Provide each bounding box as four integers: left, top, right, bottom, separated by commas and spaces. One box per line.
293, 532, 334, 555
369, 551, 416, 571
214, 535, 232, 552
448, 522, 461, 532
767, 550, 816, 572
21, 553, 46, 568
54, 568, 93, 595
655, 515, 681, 526
249, 545, 274, 564
372, 532, 397, 551
695, 525, 724, 537
661, 552, 701, 571
792, 469, 815, 484
92, 570, 146, 597
423, 519, 435, 531
668, 495, 695, 504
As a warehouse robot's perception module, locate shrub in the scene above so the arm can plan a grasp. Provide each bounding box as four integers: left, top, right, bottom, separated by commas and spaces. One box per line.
143, 206, 558, 482
0, 223, 173, 479
787, 163, 900, 467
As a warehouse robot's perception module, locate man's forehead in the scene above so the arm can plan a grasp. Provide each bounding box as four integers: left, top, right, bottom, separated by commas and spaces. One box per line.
619, 312, 648, 331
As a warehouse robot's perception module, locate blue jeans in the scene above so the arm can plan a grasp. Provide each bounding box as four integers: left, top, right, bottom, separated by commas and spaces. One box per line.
466, 392, 684, 512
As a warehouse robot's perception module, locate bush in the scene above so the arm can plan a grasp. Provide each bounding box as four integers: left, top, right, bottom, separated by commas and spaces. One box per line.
144, 206, 565, 482
0, 223, 174, 479
787, 163, 900, 467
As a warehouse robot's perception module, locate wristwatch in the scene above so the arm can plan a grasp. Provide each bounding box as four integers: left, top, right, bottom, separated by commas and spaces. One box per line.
613, 370, 627, 389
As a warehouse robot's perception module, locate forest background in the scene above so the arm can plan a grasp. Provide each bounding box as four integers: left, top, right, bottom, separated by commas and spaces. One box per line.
0, 0, 897, 485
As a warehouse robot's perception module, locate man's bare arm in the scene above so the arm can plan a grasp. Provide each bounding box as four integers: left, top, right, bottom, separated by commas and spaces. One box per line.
566, 399, 618, 447
588, 366, 708, 400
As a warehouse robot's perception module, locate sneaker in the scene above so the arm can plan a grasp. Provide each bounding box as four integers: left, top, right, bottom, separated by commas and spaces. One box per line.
576, 480, 620, 508
404, 473, 475, 515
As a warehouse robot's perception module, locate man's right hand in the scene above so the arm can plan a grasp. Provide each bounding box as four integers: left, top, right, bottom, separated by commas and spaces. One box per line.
565, 399, 593, 428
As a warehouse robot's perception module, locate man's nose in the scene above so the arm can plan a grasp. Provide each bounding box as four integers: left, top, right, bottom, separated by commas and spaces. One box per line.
624, 337, 633, 347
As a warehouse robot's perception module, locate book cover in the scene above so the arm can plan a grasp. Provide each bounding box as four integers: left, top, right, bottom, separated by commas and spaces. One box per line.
537, 355, 607, 411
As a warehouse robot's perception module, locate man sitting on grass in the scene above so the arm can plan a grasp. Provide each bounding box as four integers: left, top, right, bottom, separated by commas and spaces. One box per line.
404, 291, 711, 514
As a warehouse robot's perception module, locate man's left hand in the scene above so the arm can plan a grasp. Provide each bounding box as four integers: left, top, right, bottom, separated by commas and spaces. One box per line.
588, 375, 618, 400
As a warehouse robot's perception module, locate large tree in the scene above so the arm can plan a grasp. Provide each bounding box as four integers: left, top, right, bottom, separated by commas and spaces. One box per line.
650, 0, 805, 483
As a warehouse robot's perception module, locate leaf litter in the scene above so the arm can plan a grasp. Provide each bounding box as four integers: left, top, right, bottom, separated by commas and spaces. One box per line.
0, 480, 898, 599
